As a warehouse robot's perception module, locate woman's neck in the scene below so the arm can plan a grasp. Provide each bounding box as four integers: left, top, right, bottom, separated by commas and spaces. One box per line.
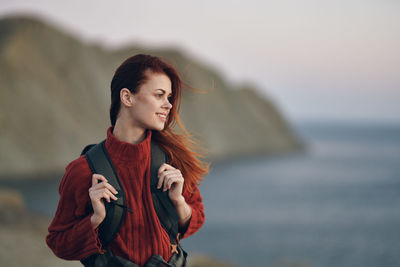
113, 117, 146, 144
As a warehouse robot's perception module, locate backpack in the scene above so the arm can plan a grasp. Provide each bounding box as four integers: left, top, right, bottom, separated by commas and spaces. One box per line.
80, 140, 187, 267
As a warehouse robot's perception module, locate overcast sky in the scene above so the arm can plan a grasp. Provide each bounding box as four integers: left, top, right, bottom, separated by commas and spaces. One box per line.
1, 0, 399, 123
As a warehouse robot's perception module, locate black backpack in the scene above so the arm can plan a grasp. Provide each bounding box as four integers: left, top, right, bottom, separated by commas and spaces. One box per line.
80, 140, 187, 267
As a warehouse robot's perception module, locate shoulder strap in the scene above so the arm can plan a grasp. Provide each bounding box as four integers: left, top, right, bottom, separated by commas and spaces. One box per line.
84, 139, 180, 248
150, 140, 180, 245
85, 140, 126, 247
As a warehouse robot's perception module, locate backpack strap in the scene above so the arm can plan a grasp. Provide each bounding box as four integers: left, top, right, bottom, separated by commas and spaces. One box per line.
150, 140, 180, 246
84, 140, 127, 247
83, 139, 180, 248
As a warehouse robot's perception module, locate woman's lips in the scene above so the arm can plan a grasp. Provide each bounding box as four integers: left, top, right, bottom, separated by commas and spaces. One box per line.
156, 113, 167, 121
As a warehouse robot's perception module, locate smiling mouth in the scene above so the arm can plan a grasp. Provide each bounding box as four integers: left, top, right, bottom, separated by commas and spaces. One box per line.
156, 113, 167, 121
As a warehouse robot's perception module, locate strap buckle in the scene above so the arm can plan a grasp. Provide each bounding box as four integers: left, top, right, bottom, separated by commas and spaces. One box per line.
171, 244, 178, 254
171, 233, 181, 254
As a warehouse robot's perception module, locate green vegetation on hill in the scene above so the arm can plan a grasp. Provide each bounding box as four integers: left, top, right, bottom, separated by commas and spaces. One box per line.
0, 15, 302, 177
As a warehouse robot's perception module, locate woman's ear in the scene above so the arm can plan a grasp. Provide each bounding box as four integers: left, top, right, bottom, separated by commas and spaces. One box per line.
120, 88, 134, 107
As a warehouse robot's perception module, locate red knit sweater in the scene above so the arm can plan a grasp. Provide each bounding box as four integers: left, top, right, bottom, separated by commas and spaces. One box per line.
46, 127, 205, 266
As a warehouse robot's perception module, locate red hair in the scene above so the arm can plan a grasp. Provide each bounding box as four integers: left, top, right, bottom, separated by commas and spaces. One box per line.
110, 54, 208, 191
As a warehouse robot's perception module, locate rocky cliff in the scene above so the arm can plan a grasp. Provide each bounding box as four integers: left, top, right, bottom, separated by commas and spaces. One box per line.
0, 15, 302, 177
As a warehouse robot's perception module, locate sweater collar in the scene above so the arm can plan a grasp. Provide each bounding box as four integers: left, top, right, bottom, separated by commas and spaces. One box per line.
105, 127, 152, 161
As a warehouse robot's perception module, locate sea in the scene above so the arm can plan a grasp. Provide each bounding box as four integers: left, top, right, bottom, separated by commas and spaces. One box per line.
2, 121, 400, 267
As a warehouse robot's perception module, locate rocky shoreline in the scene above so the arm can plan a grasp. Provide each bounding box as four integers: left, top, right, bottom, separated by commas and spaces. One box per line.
0, 187, 235, 267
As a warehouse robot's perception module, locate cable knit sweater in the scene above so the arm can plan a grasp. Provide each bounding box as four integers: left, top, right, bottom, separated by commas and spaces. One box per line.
46, 127, 205, 266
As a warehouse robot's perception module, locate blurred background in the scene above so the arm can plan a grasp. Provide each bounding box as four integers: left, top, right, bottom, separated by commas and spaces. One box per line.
0, 0, 399, 266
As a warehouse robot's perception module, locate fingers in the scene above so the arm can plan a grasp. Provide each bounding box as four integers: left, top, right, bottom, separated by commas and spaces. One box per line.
89, 173, 118, 203
91, 174, 118, 194
157, 168, 184, 191
92, 173, 107, 186
89, 187, 118, 203
157, 169, 175, 189
93, 181, 118, 195
166, 175, 183, 190
158, 163, 174, 175
89, 174, 118, 226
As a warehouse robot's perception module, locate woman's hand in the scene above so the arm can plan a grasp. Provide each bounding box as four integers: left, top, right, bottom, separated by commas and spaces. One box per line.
157, 163, 185, 203
88, 174, 118, 229
157, 163, 192, 228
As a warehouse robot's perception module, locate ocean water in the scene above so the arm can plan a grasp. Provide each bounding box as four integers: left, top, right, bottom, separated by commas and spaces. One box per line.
2, 122, 400, 267
181, 122, 400, 267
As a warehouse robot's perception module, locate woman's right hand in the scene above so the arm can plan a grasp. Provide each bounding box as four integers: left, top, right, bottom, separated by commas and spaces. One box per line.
89, 174, 118, 229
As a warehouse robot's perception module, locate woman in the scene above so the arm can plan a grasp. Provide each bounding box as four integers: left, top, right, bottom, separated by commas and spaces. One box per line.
46, 54, 208, 267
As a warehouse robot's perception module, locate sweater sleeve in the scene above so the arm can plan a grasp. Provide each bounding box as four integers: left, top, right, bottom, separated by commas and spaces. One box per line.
179, 185, 205, 239
46, 157, 103, 260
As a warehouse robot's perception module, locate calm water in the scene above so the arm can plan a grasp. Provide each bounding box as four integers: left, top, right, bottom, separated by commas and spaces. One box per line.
2, 122, 400, 267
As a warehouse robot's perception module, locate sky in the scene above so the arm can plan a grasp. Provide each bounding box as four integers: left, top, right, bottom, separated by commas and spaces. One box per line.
1, 0, 399, 124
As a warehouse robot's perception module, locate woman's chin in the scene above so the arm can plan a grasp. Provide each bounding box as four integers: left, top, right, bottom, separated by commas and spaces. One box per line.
150, 123, 165, 131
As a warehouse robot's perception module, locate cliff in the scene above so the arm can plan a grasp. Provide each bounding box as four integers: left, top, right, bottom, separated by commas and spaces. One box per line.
0, 15, 302, 177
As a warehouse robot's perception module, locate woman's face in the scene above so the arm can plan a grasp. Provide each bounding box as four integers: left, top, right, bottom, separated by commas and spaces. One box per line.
129, 71, 173, 131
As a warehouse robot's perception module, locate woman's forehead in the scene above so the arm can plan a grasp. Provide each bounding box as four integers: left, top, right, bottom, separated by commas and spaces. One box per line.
142, 71, 172, 93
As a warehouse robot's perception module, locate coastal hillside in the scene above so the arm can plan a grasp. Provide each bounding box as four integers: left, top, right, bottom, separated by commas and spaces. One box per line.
0, 16, 302, 177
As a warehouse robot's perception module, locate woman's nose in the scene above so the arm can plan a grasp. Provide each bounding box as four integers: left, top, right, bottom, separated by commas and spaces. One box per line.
163, 99, 172, 109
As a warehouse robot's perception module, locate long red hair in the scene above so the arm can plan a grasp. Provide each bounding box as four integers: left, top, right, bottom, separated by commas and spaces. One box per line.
110, 54, 209, 192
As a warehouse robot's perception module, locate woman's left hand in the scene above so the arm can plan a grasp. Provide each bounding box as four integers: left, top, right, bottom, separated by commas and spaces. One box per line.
157, 163, 184, 203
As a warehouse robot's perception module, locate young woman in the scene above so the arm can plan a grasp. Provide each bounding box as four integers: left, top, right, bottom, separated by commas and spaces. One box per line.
46, 54, 208, 267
